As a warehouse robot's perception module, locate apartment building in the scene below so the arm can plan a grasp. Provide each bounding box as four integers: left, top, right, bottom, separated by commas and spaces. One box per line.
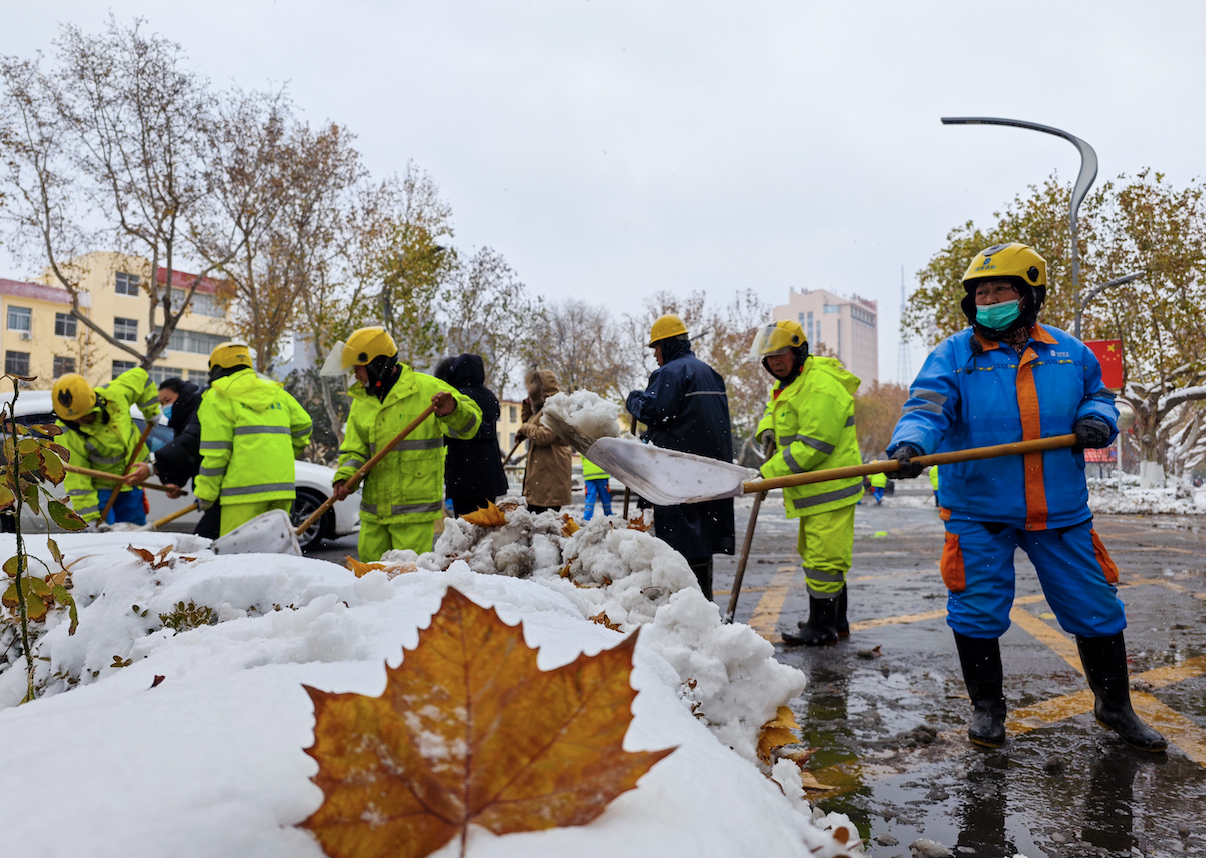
0, 251, 235, 389
773, 288, 878, 384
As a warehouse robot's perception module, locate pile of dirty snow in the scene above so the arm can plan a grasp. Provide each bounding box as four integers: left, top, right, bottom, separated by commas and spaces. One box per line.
543, 389, 623, 441
1088, 486, 1206, 515
0, 520, 860, 856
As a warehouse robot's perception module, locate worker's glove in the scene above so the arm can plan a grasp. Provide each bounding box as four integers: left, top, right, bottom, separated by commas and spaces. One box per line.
888, 445, 924, 480
196, 497, 214, 512
757, 428, 776, 456
1073, 417, 1112, 450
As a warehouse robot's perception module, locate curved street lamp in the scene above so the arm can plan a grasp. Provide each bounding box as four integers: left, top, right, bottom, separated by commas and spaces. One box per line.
940, 117, 1137, 338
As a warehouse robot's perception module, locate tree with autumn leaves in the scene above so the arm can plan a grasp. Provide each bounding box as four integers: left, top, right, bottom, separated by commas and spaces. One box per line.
906, 169, 1206, 484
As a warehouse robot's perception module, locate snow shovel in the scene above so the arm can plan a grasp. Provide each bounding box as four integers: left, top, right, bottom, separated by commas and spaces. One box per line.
543, 416, 1078, 505
211, 404, 438, 557
501, 437, 523, 466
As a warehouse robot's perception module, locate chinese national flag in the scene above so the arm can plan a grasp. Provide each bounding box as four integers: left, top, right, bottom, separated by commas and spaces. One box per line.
1085, 340, 1124, 389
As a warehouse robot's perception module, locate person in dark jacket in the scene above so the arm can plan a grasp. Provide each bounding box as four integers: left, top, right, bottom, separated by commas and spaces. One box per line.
127, 377, 220, 538
435, 354, 510, 516
625, 314, 736, 600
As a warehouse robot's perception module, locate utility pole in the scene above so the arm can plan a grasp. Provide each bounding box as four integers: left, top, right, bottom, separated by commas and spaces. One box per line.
896, 266, 912, 387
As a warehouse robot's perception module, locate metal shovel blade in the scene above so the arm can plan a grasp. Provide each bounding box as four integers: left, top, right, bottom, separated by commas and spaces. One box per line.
210, 508, 303, 556
584, 436, 752, 506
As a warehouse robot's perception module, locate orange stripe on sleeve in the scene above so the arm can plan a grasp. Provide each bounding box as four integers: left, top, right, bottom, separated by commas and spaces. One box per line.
1016, 349, 1047, 530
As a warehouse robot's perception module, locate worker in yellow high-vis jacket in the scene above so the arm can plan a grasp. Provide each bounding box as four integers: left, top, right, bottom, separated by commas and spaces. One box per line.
323, 327, 482, 561
53, 367, 160, 526
752, 319, 862, 646
194, 342, 313, 536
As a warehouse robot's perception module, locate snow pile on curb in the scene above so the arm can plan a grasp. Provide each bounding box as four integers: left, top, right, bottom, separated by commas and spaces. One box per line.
1088, 486, 1206, 515
542, 389, 623, 440
0, 523, 858, 856
405, 499, 806, 765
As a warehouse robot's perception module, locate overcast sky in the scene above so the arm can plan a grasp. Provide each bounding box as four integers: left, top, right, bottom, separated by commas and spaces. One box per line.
4, 1, 1205, 383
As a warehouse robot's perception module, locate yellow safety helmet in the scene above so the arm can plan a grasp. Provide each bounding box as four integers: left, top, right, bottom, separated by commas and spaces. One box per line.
648, 314, 689, 346
749, 319, 807, 358
960, 242, 1048, 331
320, 327, 399, 376
961, 242, 1047, 290
208, 341, 253, 371
52, 373, 97, 421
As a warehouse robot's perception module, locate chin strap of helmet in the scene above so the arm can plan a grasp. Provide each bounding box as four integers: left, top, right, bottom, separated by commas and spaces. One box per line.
365, 354, 400, 401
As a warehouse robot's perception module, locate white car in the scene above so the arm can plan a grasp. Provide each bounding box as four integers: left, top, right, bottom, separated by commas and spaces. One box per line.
1, 390, 360, 551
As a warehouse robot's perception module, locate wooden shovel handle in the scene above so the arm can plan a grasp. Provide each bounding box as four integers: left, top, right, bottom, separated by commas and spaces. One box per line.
153, 502, 198, 528
99, 420, 155, 521
501, 436, 523, 466
64, 463, 179, 493
295, 404, 437, 536
743, 434, 1078, 494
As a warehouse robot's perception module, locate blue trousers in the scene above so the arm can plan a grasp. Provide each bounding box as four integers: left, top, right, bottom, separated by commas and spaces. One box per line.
940, 517, 1126, 638
873, 487, 884, 504
96, 488, 147, 526
583, 479, 613, 521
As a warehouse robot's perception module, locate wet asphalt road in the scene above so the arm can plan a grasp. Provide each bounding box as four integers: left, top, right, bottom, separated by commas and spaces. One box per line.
307, 489, 1206, 856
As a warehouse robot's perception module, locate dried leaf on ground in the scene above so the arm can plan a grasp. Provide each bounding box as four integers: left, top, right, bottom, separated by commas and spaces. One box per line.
777, 746, 817, 768
126, 545, 155, 564
301, 588, 674, 858
345, 556, 386, 578
626, 514, 650, 532
757, 705, 800, 764
799, 771, 840, 792
590, 612, 621, 631
497, 501, 520, 514
461, 501, 507, 527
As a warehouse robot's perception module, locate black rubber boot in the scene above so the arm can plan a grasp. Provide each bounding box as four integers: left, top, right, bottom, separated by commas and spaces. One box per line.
835, 585, 849, 638
1076, 633, 1167, 753
782, 596, 838, 646
953, 632, 1007, 748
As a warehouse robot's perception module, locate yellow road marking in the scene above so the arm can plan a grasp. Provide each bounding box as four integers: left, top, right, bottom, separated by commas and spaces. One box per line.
848, 593, 1047, 633
748, 566, 797, 642
1133, 693, 1206, 767
1008, 607, 1083, 673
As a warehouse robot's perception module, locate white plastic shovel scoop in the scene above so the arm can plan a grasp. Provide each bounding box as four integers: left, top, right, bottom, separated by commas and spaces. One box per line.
210, 508, 302, 557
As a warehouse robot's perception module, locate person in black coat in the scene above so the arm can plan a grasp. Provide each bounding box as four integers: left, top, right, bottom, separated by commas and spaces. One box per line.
625, 315, 736, 600
153, 378, 220, 539
434, 354, 510, 516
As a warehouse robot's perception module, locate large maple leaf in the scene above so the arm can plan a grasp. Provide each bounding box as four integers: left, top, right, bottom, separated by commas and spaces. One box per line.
300, 587, 674, 858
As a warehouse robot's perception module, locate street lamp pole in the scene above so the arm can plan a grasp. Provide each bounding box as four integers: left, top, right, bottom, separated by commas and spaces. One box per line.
941, 117, 1098, 338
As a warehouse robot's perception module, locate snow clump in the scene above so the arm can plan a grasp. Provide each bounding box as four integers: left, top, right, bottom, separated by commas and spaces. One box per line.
543, 389, 623, 441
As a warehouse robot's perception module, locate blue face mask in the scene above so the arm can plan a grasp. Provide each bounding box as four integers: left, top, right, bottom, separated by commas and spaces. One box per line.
976, 299, 1021, 331
162, 404, 173, 421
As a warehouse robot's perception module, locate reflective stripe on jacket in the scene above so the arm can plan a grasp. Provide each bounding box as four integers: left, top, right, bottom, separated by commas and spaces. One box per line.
335, 366, 481, 524
194, 369, 312, 506
756, 357, 862, 518
887, 324, 1118, 531
58, 366, 160, 522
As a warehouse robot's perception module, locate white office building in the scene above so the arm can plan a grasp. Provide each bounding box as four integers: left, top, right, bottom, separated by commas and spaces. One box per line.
773, 288, 878, 384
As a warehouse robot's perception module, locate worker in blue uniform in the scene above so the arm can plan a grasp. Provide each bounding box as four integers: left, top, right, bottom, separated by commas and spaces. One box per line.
887, 242, 1165, 753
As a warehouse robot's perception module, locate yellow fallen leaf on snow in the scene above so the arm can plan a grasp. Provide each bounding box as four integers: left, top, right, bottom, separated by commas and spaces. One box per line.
757, 705, 800, 764
561, 515, 580, 537
300, 588, 674, 858
799, 771, 840, 792
461, 501, 508, 527
344, 556, 386, 578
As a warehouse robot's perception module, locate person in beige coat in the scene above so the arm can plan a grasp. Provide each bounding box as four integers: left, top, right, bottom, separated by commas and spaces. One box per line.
517, 368, 572, 513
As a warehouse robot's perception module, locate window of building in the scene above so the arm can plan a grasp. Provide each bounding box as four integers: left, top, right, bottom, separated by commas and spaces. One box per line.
806, 311, 814, 344
509, 405, 518, 422
153, 326, 228, 355
115, 272, 140, 296
824, 304, 841, 314
7, 306, 31, 332
850, 306, 876, 327
148, 365, 184, 385
112, 360, 136, 379
171, 288, 224, 317
5, 351, 30, 376
114, 317, 138, 342
53, 356, 75, 377
54, 312, 77, 337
